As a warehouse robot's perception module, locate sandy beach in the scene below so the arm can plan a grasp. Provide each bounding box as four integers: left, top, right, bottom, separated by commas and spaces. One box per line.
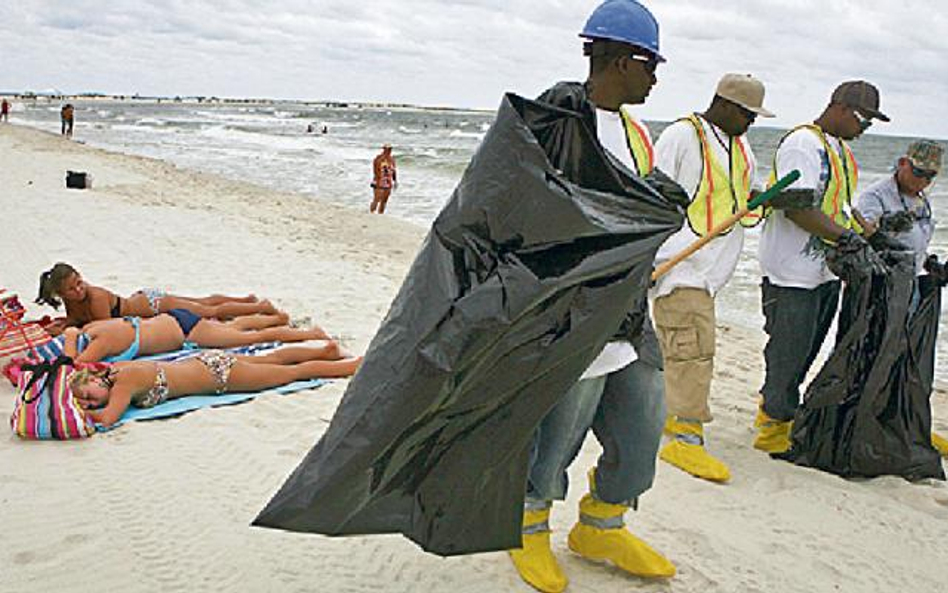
2, 123, 948, 593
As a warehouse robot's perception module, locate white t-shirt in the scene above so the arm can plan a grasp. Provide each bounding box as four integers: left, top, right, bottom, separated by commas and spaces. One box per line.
578, 105, 648, 379
758, 127, 846, 288
651, 116, 757, 299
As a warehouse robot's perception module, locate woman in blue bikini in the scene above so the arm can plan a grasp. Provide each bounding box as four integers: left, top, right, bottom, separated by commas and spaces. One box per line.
63, 308, 329, 363
67, 342, 362, 427
36, 263, 278, 334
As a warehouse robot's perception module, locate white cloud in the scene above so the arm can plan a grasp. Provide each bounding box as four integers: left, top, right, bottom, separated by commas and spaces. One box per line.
1, 0, 945, 136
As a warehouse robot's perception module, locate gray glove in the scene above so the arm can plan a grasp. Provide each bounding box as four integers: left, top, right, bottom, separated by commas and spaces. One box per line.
878, 211, 916, 234
827, 230, 889, 281
924, 255, 948, 287
769, 188, 820, 210
868, 230, 910, 253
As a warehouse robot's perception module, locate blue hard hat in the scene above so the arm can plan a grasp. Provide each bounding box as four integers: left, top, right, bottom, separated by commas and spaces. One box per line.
580, 0, 665, 62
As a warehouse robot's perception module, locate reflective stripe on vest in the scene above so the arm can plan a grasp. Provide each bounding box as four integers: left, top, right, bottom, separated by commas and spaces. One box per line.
619, 109, 654, 176
680, 114, 757, 237
767, 124, 860, 235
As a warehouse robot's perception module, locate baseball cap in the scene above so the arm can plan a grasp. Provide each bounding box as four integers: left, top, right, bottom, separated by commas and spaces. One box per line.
906, 139, 944, 174
831, 81, 889, 122
715, 73, 775, 118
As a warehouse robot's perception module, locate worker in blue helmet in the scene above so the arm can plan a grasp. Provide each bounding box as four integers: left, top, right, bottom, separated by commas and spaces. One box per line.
507, 2, 676, 592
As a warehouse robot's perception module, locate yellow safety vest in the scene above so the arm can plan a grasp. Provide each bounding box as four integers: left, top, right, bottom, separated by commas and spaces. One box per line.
679, 114, 757, 237
619, 109, 654, 177
768, 124, 860, 234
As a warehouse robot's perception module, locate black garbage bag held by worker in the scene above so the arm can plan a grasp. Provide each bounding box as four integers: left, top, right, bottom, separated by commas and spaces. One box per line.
253, 92, 687, 556
779, 246, 945, 481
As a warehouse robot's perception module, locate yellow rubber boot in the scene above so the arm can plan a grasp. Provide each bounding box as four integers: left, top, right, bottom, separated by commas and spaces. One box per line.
932, 432, 948, 458
567, 473, 675, 579
659, 417, 730, 482
508, 507, 568, 593
753, 407, 792, 454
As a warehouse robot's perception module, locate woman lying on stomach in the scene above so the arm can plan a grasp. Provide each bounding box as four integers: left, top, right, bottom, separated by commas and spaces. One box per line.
67, 343, 362, 427
63, 308, 329, 363
36, 262, 279, 334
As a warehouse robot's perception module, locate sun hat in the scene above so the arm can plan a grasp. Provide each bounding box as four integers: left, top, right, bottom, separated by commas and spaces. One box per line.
715, 73, 775, 118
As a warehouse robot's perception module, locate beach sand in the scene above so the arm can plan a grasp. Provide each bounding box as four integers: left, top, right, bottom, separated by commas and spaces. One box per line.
2, 124, 947, 593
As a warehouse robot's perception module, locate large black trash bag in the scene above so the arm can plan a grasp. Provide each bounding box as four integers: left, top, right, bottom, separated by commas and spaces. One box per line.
253, 93, 686, 555
781, 249, 945, 480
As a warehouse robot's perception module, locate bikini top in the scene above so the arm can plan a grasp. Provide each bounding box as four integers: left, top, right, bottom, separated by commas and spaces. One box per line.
133, 365, 168, 408
101, 317, 142, 363
110, 295, 123, 318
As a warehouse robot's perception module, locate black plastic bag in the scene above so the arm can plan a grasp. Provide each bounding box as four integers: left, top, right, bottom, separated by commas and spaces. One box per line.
253, 93, 686, 555
780, 250, 945, 481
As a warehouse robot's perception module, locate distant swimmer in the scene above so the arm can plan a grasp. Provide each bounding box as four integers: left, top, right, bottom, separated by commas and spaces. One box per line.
1, 98, 10, 122
321, 125, 328, 134
370, 143, 397, 214
307, 124, 315, 133
61, 103, 75, 137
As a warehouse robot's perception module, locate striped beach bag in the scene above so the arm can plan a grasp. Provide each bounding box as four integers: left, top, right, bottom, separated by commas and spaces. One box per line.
10, 356, 96, 440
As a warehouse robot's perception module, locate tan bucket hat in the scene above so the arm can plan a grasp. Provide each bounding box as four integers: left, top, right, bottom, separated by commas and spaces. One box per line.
715, 73, 775, 118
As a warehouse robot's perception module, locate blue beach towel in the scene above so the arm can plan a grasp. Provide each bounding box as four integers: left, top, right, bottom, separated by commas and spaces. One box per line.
37, 336, 281, 362
98, 378, 327, 431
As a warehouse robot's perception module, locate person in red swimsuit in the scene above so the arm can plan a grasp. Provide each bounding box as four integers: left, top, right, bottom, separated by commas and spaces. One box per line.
1, 99, 10, 122
370, 143, 397, 214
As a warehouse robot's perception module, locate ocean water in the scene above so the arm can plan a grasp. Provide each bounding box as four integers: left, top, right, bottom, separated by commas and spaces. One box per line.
14, 99, 948, 382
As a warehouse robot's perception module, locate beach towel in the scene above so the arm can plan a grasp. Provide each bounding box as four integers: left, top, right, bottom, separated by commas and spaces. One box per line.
254, 92, 687, 556
28, 335, 281, 363
99, 378, 326, 430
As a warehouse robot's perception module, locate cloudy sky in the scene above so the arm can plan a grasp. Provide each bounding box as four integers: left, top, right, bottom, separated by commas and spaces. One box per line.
3, 0, 946, 137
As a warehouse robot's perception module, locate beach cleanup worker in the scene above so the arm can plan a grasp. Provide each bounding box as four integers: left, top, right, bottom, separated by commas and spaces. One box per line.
652, 73, 774, 483
61, 103, 75, 137
1, 98, 9, 122
755, 81, 889, 454
855, 139, 947, 455
370, 143, 397, 213
508, 2, 675, 591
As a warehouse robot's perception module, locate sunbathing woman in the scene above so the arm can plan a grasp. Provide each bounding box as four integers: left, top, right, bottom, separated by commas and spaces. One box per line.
36, 262, 278, 334
68, 343, 362, 427
63, 308, 329, 363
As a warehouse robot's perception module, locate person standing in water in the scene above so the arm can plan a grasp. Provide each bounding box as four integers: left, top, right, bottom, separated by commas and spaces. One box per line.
370, 143, 397, 214
61, 103, 75, 136
1, 98, 10, 122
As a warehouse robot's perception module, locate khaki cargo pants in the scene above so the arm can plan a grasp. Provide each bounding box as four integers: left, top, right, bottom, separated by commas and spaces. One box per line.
653, 287, 715, 423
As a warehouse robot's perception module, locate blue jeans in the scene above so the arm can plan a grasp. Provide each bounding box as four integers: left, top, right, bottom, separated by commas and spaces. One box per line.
760, 278, 840, 421
525, 359, 666, 506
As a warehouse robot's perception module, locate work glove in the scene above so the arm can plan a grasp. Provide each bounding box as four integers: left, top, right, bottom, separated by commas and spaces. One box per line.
769, 188, 820, 210
924, 255, 948, 287
878, 211, 916, 234
868, 230, 911, 253
827, 230, 889, 282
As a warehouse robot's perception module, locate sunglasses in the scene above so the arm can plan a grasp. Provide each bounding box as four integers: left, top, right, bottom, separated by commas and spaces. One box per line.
737, 105, 757, 122
911, 164, 938, 181
629, 52, 659, 74
852, 109, 873, 132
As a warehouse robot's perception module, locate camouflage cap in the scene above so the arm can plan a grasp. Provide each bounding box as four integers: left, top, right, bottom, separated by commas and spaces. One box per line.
907, 139, 944, 174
